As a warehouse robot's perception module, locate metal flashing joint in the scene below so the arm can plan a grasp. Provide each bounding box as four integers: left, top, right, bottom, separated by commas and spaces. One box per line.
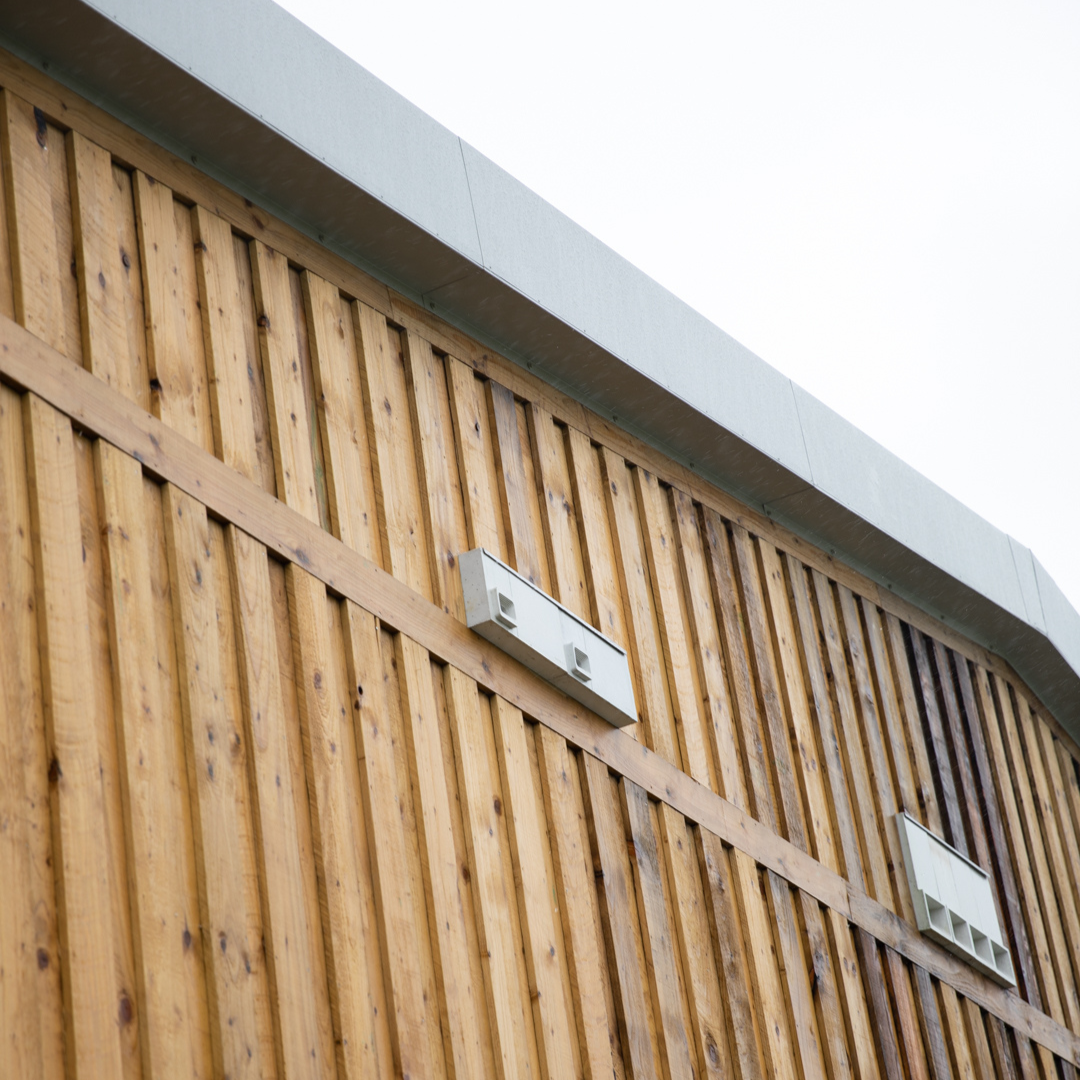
459, 547, 637, 728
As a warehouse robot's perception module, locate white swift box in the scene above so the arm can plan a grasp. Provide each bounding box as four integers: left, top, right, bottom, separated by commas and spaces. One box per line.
458, 547, 638, 728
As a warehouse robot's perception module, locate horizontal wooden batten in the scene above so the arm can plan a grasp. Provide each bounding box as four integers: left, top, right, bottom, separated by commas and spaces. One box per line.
2, 312, 1075, 1066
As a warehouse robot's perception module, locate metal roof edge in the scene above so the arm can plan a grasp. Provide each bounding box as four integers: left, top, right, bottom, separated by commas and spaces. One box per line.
5, 0, 1078, 736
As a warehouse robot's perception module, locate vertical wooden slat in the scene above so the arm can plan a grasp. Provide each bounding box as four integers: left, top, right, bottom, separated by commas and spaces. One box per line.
695, 831, 766, 1080
910, 967, 953, 1080
444, 674, 538, 1080
132, 172, 213, 450
534, 727, 622, 1080
798, 893, 854, 1080
354, 303, 432, 597
601, 448, 679, 762
0, 104, 15, 319
492, 701, 579, 1080
403, 331, 468, 618
446, 356, 506, 559
192, 205, 260, 483
622, 782, 697, 1080
856, 934, 903, 1080
936, 983, 976, 1080
226, 542, 338, 1078
250, 240, 322, 525
396, 635, 492, 1080
581, 753, 662, 1080
0, 385, 64, 1080
96, 442, 211, 1080
1, 90, 81, 360
163, 486, 275, 1080
528, 404, 590, 621
342, 608, 446, 1080
24, 394, 126, 1079
669, 489, 746, 806
824, 910, 881, 1080
487, 379, 546, 588
68, 131, 138, 400
959, 1000, 996, 1080
883, 950, 930, 1080
302, 270, 381, 563
634, 469, 714, 789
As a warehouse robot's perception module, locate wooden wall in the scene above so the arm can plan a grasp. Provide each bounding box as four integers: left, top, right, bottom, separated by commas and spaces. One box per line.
2, 45, 1080, 1080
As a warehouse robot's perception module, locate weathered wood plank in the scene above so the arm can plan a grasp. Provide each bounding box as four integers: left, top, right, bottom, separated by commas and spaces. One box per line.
492, 701, 579, 1080
403, 331, 468, 619
343, 608, 445, 1080
354, 303, 432, 597
535, 727, 621, 1080
132, 172, 212, 450
162, 485, 274, 1079
798, 893, 853, 1080
0, 385, 64, 1080
96, 441, 211, 1080
487, 379, 546, 589
910, 967, 953, 1080
396, 635, 492, 1080
581, 753, 662, 1080
303, 270, 381, 563
824, 909, 881, 1080
884, 949, 930, 1080
24, 393, 126, 1078
856, 933, 903, 1080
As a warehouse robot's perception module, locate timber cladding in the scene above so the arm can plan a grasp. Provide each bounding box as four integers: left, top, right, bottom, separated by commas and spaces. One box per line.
1, 44, 1079, 1080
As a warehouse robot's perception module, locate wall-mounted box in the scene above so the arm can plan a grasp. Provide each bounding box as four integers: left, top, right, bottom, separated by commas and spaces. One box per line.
895, 811, 1015, 987
459, 548, 637, 728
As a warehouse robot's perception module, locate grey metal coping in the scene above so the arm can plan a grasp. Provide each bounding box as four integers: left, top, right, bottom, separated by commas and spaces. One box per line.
4, 0, 1079, 736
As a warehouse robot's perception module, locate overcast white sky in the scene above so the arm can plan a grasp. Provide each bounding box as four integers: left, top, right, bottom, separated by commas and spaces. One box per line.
277, 0, 1080, 615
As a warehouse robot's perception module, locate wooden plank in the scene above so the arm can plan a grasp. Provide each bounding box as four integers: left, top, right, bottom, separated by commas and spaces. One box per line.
7, 319, 1080, 1066
396, 635, 492, 1080
995, 680, 1078, 1029
907, 629, 967, 852
226, 543, 338, 1077
353, 302, 432, 598
930, 640, 989, 866
23, 393, 125, 1078
798, 894, 854, 1080
403, 330, 468, 619
132, 171, 213, 450
302, 269, 381, 563
68, 130, 139, 401
162, 484, 274, 1079
0, 101, 14, 320
728, 851, 800, 1080
1052, 740, 1080, 988
910, 967, 953, 1080
823, 909, 881, 1080
813, 571, 891, 906
110, 163, 150, 412
730, 524, 803, 841
486, 378, 546, 588
342, 606, 445, 1080
191, 205, 261, 482
95, 440, 211, 1080
634, 468, 714, 786
656, 806, 732, 1080
528, 403, 590, 620
600, 447, 679, 763
534, 727, 621, 1080
1012, 696, 1080, 1026
836, 586, 911, 921
884, 950, 931, 1080
701, 509, 772, 821
0, 90, 80, 360
786, 555, 861, 882
882, 613, 943, 834
492, 701, 579, 1080
669, 488, 746, 806
695, 830, 766, 1080
564, 426, 630, 648
445, 356, 505, 558
954, 656, 1041, 1008
959, 999, 997, 1080
249, 240, 322, 525
855, 933, 904, 1080
759, 540, 837, 869
622, 781, 697, 1080
0, 384, 64, 1080
934, 984, 974, 1080
444, 673, 538, 1080
581, 753, 662, 1080
986, 1013, 1020, 1080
